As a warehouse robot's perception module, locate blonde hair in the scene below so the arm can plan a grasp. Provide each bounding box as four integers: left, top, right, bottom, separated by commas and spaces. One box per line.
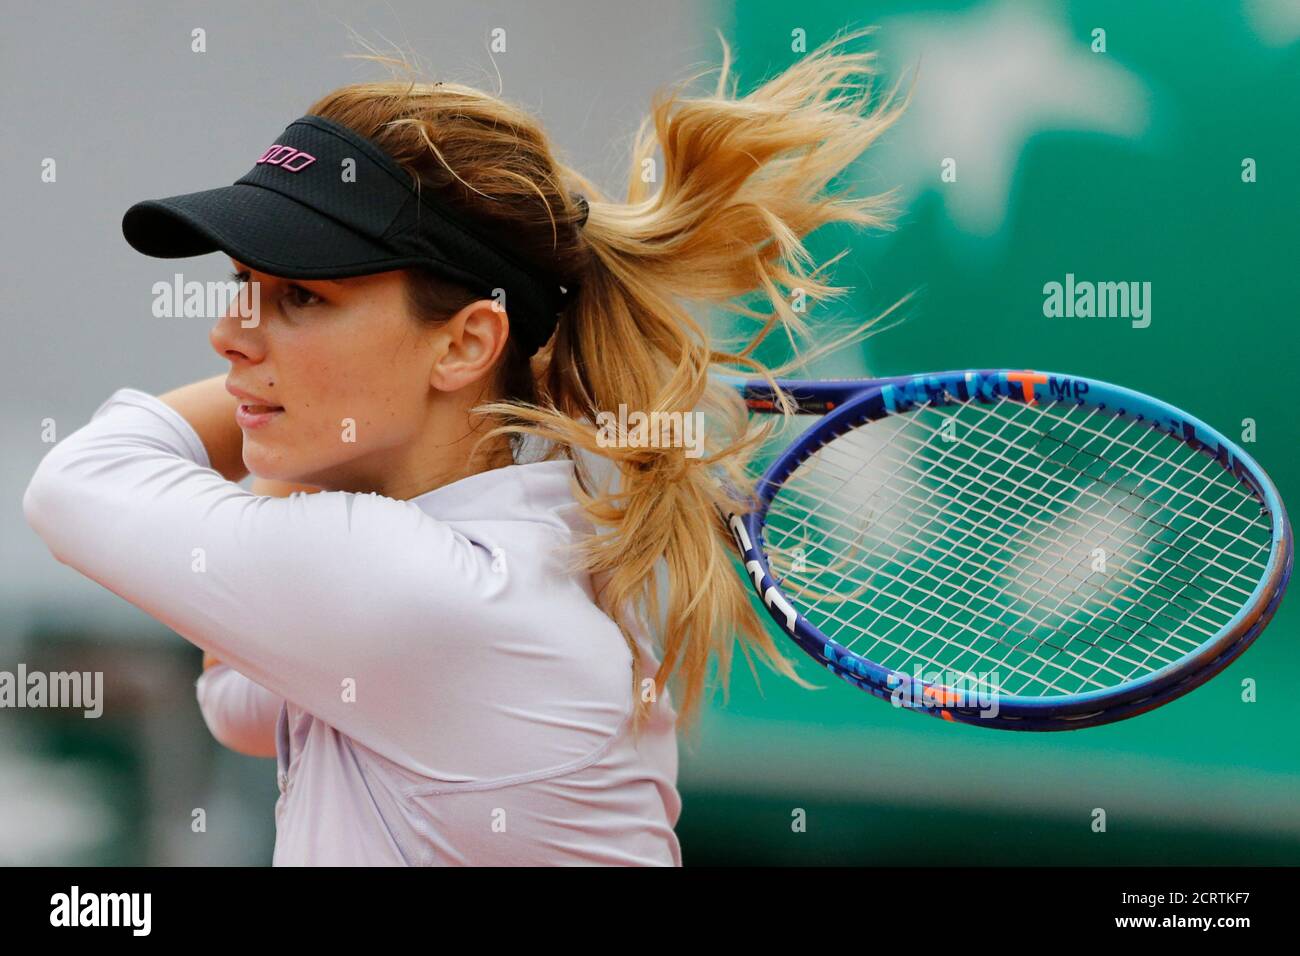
307, 26, 909, 735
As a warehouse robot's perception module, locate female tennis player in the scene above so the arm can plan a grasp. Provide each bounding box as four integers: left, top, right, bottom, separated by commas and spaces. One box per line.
22, 31, 903, 865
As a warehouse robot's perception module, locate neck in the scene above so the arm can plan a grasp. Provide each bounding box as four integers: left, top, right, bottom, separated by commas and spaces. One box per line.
362, 428, 515, 500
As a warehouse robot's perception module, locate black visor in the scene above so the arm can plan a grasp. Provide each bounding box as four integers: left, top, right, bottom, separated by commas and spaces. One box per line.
122, 114, 576, 355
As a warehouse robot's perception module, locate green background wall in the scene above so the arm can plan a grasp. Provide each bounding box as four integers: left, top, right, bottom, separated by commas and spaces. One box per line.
678, 0, 1299, 864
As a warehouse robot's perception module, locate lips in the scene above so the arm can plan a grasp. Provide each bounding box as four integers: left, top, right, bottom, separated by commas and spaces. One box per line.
226, 382, 283, 409
234, 403, 284, 429
226, 382, 284, 429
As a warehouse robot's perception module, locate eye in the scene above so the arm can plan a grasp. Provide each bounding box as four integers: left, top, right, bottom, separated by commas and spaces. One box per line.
284, 283, 323, 309
227, 270, 324, 309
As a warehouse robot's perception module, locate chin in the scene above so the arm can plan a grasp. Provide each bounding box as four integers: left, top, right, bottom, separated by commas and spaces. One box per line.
241, 446, 299, 484
243, 435, 358, 490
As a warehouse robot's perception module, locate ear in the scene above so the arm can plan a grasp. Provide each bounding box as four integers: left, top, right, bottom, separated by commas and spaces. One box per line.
428, 300, 511, 393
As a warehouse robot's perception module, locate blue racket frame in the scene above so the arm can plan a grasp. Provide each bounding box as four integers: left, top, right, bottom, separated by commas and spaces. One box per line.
724, 369, 1293, 730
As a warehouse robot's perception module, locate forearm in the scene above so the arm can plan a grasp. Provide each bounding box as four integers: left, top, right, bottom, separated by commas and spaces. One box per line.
158, 374, 247, 483
196, 662, 284, 758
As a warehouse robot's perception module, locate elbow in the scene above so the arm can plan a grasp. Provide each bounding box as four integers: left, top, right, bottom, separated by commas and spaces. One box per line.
24, 443, 114, 568
23, 457, 73, 558
23, 444, 94, 569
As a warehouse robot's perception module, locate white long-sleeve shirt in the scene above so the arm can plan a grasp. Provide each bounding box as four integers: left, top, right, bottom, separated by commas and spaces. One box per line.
24, 388, 682, 866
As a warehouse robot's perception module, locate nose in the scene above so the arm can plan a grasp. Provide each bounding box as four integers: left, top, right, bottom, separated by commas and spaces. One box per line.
209, 286, 266, 364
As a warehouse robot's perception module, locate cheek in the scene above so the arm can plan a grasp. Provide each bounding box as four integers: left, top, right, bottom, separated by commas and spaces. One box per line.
294, 373, 421, 455
334, 331, 432, 436
254, 308, 429, 464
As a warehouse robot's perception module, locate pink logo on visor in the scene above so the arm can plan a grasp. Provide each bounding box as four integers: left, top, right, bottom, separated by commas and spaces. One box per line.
256, 144, 316, 172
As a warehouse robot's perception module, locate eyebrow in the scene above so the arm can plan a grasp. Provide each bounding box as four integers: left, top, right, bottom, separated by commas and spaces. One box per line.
230, 260, 345, 286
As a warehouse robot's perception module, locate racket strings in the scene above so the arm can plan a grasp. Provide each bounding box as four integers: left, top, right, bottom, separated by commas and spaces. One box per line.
777, 413, 1247, 635
935, 398, 1262, 691
774, 403, 1242, 658
774, 398, 1263, 697
772, 401, 1178, 692
774, 408, 1263, 691
762, 395, 1272, 697
863, 395, 1258, 642
769, 470, 1244, 697
766, 423, 1130, 692
999, 404, 1267, 581
779, 397, 1264, 603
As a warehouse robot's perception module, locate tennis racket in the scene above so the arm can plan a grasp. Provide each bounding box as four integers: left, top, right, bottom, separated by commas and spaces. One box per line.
720, 369, 1292, 730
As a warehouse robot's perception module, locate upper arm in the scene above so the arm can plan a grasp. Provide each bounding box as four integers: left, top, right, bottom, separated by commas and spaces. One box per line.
23, 389, 502, 757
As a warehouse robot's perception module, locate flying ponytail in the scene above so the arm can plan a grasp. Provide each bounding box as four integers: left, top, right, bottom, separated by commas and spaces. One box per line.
310, 24, 909, 733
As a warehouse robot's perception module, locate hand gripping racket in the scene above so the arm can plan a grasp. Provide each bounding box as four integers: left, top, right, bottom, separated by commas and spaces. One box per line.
721, 370, 1292, 730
